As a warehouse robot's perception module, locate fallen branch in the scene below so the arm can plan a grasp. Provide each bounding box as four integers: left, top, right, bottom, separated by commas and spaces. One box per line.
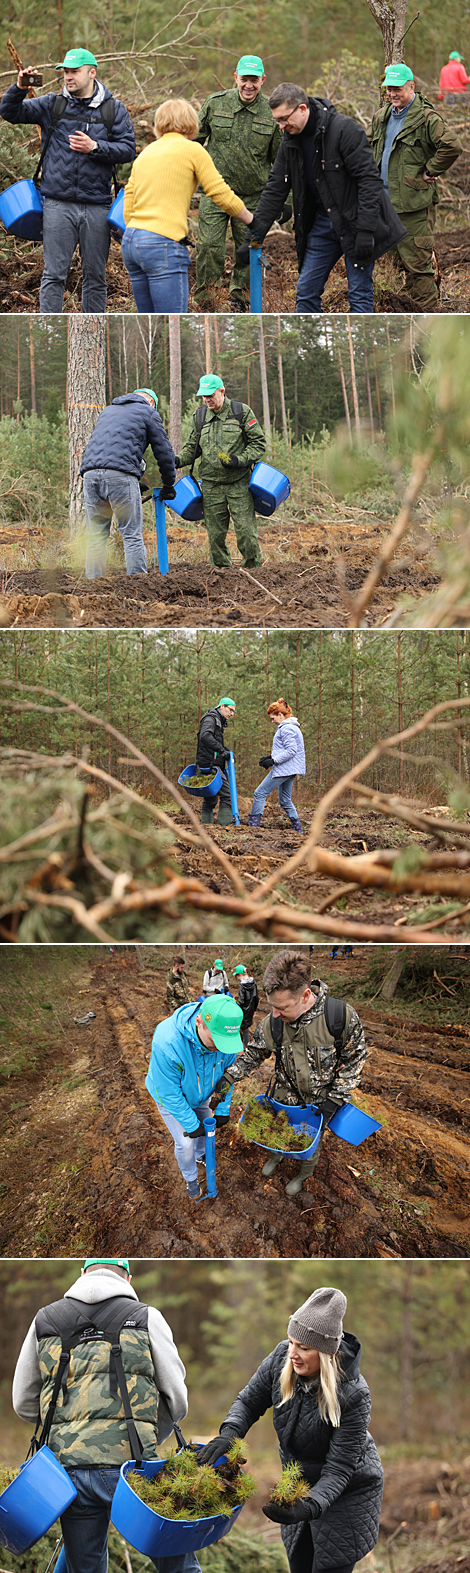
238, 567, 283, 605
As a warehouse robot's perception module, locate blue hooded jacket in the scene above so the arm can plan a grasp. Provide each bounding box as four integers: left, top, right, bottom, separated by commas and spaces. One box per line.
146, 1002, 241, 1133
0, 79, 135, 205
80, 394, 176, 481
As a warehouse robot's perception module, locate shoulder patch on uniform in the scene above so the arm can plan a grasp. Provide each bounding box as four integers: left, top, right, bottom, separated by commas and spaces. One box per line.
247, 419, 257, 426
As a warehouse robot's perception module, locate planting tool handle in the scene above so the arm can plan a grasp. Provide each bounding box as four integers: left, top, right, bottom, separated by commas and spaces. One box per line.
249, 245, 263, 312
227, 751, 241, 825
173, 1419, 190, 1451
47, 1542, 66, 1573
152, 489, 169, 575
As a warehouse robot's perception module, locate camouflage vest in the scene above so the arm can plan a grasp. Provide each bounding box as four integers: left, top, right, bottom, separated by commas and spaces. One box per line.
262, 996, 353, 1101
34, 1295, 160, 1468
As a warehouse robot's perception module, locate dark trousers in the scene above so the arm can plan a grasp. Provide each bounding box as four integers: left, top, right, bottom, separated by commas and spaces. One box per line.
288, 1530, 355, 1573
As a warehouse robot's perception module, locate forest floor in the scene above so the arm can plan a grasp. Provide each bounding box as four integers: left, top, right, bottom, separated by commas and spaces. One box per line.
0, 516, 440, 629
1, 949, 469, 1261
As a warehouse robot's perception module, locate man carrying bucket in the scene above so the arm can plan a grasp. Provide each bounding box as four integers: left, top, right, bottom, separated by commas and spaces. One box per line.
194, 696, 236, 827
146, 994, 244, 1199
12, 1257, 200, 1573
0, 48, 135, 313
80, 388, 176, 578
174, 377, 266, 569
215, 948, 367, 1195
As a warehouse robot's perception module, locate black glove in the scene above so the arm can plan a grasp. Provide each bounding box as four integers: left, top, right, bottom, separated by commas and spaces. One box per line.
139, 480, 152, 502
209, 1080, 231, 1110
263, 1499, 320, 1525
216, 748, 231, 765
159, 484, 177, 501
183, 1122, 206, 1138
197, 1432, 239, 1466
215, 1112, 230, 1126
316, 1098, 342, 1125
219, 454, 240, 469
354, 230, 374, 265
279, 202, 292, 223
259, 754, 274, 769
173, 456, 181, 469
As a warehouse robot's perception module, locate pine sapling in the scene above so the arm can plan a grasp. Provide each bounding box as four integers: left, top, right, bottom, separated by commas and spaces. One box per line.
268, 1463, 309, 1507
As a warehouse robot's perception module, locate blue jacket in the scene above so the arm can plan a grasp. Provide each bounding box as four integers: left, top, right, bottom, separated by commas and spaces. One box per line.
271, 717, 306, 778
0, 79, 135, 205
80, 394, 176, 481
146, 1002, 241, 1133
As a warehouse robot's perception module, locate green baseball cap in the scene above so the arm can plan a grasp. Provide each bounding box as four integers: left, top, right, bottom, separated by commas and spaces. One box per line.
134, 387, 159, 407
233, 964, 246, 975
198, 994, 244, 1053
197, 374, 224, 396
449, 52, 464, 61
218, 696, 236, 708
84, 1257, 131, 1273
236, 55, 264, 76
384, 63, 414, 86
57, 49, 98, 68
214, 959, 224, 969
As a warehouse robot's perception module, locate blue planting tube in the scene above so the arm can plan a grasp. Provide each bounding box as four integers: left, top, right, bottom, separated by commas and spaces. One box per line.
54, 1546, 67, 1573
193, 1114, 217, 1201
227, 751, 241, 825
152, 489, 169, 575
249, 246, 263, 312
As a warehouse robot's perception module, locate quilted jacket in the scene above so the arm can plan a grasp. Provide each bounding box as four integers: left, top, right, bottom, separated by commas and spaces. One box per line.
0, 80, 135, 205
271, 717, 306, 778
220, 1333, 384, 1570
80, 394, 176, 482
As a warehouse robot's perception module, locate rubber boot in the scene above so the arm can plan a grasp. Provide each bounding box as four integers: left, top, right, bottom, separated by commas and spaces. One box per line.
248, 813, 262, 826
285, 1147, 322, 1197
262, 1152, 284, 1177
201, 803, 214, 824
290, 818, 303, 833
217, 801, 233, 827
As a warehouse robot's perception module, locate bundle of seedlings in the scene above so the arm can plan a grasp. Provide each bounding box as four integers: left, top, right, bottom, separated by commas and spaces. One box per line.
128, 1439, 256, 1519
267, 1462, 310, 1508
241, 1097, 313, 1151
0, 1464, 20, 1492
187, 772, 219, 789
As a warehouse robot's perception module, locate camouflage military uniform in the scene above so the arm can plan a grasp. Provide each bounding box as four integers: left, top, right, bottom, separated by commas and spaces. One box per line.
220, 980, 367, 1106
370, 94, 462, 309
178, 395, 266, 567
194, 88, 282, 303
166, 969, 190, 1011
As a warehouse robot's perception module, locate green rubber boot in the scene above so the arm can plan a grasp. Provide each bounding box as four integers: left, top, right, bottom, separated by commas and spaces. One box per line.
262, 1153, 284, 1177
285, 1147, 322, 1196
201, 803, 214, 824
217, 802, 233, 827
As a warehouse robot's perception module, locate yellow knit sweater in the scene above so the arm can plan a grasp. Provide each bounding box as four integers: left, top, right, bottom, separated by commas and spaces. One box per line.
123, 133, 245, 240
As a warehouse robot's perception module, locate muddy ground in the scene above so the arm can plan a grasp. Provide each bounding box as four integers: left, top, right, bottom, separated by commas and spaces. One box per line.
0, 517, 440, 629
1, 950, 468, 1260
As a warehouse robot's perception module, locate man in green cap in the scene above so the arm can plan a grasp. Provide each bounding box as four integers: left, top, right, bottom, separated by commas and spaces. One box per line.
194, 697, 236, 828
370, 62, 462, 309
438, 53, 470, 105
80, 389, 176, 578
194, 54, 283, 308
0, 48, 135, 311
175, 377, 266, 569
203, 958, 230, 994
146, 993, 244, 1198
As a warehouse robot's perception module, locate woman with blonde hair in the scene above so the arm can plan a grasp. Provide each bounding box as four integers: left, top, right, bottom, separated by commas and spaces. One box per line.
249, 697, 306, 834
121, 98, 254, 311
198, 1287, 384, 1573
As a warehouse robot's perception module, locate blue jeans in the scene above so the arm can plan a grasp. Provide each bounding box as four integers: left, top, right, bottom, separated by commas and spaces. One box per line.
155, 1100, 211, 1182
252, 770, 298, 822
83, 469, 147, 578
58, 1466, 201, 1573
122, 229, 190, 312
296, 209, 374, 312
40, 199, 111, 313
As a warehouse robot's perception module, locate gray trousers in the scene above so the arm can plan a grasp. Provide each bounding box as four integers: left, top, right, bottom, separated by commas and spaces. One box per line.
40, 198, 111, 312
83, 469, 147, 578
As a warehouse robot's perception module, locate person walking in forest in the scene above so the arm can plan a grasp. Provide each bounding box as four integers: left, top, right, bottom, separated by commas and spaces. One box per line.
80, 388, 176, 578
249, 698, 305, 834
233, 962, 259, 1044
146, 994, 244, 1198
194, 53, 282, 309
12, 1256, 200, 1573
174, 376, 266, 568
370, 63, 462, 310
0, 49, 135, 313
121, 98, 254, 312
236, 81, 406, 312
215, 948, 367, 1194
438, 52, 470, 106
198, 1286, 384, 1573
203, 959, 231, 995
166, 957, 190, 1010
193, 696, 236, 827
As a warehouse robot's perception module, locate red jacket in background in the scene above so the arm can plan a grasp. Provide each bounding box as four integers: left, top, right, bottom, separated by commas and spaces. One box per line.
438, 60, 470, 98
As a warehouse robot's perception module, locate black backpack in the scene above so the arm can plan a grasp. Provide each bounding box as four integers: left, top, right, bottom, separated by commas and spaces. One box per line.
31, 1295, 148, 1464
268, 993, 347, 1105
33, 94, 119, 193
190, 400, 250, 475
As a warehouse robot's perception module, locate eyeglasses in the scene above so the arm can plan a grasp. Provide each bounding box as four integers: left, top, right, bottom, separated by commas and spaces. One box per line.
273, 107, 300, 127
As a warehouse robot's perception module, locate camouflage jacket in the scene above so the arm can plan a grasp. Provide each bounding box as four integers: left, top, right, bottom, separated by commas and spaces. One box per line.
222, 979, 366, 1105
370, 93, 462, 213
166, 970, 190, 1010
178, 396, 266, 484
195, 87, 282, 199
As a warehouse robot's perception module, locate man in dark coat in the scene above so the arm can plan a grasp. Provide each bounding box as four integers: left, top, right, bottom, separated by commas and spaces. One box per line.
239, 81, 406, 312
80, 389, 176, 579
233, 963, 259, 1044
195, 697, 236, 827
0, 47, 136, 313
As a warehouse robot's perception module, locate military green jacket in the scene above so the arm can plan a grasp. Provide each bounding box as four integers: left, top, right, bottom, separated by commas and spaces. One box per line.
195, 87, 282, 199
222, 980, 367, 1105
178, 396, 266, 485
166, 970, 190, 1010
370, 93, 462, 213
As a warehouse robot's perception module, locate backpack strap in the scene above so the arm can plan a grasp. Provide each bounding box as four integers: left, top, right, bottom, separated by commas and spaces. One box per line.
190, 400, 249, 475
266, 1012, 306, 1105
229, 400, 249, 446
324, 995, 347, 1057
32, 94, 67, 185
33, 1296, 146, 1465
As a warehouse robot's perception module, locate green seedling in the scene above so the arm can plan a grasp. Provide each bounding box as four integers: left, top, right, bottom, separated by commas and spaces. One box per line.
241, 1098, 313, 1152
188, 773, 219, 788
0, 1465, 20, 1493
268, 1463, 309, 1507
128, 1440, 256, 1520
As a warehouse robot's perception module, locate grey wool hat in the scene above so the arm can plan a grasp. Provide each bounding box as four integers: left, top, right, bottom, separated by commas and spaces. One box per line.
287, 1287, 347, 1354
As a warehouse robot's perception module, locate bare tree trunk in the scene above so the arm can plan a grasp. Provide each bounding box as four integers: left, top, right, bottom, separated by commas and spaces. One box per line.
364, 0, 409, 64
334, 325, 352, 442
257, 318, 271, 449
169, 315, 182, 453
277, 316, 288, 440
347, 318, 361, 437
380, 948, 408, 999
68, 315, 106, 536
400, 1261, 413, 1440
398, 631, 404, 790
29, 317, 36, 417
204, 314, 211, 374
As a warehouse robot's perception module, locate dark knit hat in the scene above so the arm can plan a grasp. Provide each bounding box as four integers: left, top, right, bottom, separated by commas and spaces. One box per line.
287, 1287, 347, 1354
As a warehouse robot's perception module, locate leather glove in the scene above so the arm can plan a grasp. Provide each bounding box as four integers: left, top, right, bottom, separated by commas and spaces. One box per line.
159, 484, 177, 501
354, 230, 374, 265
139, 481, 152, 502
236, 241, 250, 266
263, 1499, 320, 1525
279, 202, 292, 223
173, 456, 181, 469
215, 1112, 230, 1126
183, 1122, 206, 1139
219, 452, 240, 469
197, 1432, 239, 1466
259, 754, 274, 769
316, 1098, 342, 1125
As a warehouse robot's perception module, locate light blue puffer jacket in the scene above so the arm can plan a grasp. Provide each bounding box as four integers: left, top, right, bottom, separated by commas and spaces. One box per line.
271, 717, 306, 778
146, 1002, 241, 1133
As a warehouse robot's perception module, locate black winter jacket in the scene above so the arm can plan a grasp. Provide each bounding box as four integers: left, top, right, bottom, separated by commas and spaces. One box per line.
238, 977, 259, 1026
0, 80, 135, 205
252, 96, 407, 269
221, 1334, 384, 1570
80, 394, 176, 482
196, 708, 231, 771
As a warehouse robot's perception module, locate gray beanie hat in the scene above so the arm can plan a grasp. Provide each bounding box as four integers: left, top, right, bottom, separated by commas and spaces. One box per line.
287, 1287, 347, 1354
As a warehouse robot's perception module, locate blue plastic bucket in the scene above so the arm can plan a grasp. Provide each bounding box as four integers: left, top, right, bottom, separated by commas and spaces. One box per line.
178, 763, 224, 798
240, 1093, 322, 1159
111, 1453, 245, 1556
0, 1446, 77, 1554
0, 179, 44, 240
168, 476, 204, 522
249, 462, 290, 517
107, 188, 125, 239
328, 1101, 382, 1146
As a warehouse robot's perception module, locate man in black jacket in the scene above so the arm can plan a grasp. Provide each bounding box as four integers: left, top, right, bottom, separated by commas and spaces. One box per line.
80, 389, 176, 579
195, 698, 236, 826
240, 82, 406, 312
